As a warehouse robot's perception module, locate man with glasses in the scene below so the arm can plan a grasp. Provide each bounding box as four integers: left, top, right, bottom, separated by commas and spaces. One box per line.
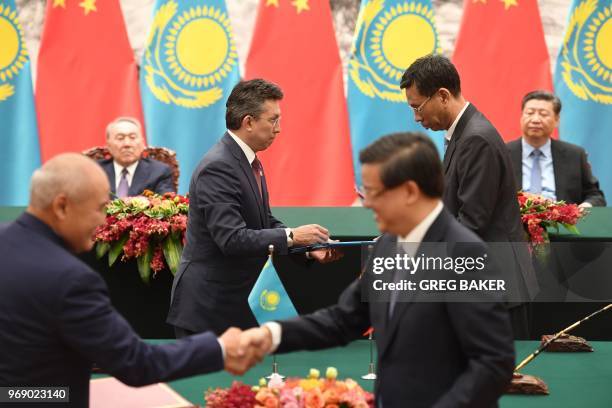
168, 79, 339, 338
400, 55, 538, 338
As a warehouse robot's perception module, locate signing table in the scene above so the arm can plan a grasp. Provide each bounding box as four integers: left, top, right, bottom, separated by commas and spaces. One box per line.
92, 340, 612, 407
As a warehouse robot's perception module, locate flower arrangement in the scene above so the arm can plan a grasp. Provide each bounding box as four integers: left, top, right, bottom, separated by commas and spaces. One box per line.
517, 191, 586, 250
94, 190, 188, 283
205, 367, 374, 408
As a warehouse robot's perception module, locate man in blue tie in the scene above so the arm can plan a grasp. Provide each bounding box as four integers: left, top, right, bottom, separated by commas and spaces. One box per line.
507, 90, 606, 207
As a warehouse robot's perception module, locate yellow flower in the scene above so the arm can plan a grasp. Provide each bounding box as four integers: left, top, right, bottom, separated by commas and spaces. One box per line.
325, 366, 338, 380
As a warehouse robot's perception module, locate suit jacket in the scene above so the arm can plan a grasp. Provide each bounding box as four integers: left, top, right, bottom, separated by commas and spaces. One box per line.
0, 213, 223, 408
507, 138, 606, 206
443, 104, 538, 300
167, 133, 288, 335
277, 209, 515, 408
98, 157, 174, 196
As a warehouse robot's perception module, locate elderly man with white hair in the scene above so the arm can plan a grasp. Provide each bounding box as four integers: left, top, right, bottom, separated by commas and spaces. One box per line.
0, 154, 265, 407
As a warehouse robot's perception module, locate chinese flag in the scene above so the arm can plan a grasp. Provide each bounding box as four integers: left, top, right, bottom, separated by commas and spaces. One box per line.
245, 0, 355, 206
36, 0, 144, 161
452, 0, 553, 141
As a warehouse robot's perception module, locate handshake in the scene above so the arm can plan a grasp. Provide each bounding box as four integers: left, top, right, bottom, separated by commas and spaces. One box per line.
218, 326, 276, 375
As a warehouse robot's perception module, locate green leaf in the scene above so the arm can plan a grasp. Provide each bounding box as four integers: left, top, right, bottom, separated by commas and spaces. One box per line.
137, 246, 153, 284
95, 242, 110, 259
563, 224, 580, 235
162, 234, 183, 275
108, 234, 129, 267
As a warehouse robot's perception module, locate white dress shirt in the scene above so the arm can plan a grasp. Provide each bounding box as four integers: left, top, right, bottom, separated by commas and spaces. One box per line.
113, 160, 139, 192
521, 138, 556, 201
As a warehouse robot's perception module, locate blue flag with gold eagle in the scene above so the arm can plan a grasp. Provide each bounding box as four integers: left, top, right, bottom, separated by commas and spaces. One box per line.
140, 0, 240, 194
554, 0, 612, 200
0, 0, 41, 205
248, 256, 298, 325
347, 0, 444, 184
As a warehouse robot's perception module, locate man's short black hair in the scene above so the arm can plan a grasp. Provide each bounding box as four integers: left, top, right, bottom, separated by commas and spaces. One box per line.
225, 79, 283, 130
521, 90, 562, 115
400, 54, 461, 97
359, 132, 444, 198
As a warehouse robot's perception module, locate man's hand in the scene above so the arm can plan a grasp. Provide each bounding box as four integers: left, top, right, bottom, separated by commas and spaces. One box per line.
240, 326, 274, 357
219, 327, 264, 375
308, 247, 343, 264
292, 224, 330, 246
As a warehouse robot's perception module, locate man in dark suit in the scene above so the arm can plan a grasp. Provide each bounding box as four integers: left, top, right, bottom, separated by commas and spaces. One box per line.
98, 117, 174, 197
507, 90, 606, 207
241, 133, 515, 408
0, 154, 264, 407
399, 55, 538, 338
168, 79, 340, 338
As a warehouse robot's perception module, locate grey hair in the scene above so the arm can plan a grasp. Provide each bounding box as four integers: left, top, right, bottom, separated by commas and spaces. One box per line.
29, 153, 101, 209
105, 116, 143, 138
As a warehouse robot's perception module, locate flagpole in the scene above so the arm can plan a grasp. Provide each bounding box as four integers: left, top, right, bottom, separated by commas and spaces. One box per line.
265, 244, 285, 379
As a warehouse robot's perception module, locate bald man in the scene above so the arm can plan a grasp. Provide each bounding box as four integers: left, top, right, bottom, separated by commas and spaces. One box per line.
0, 154, 263, 407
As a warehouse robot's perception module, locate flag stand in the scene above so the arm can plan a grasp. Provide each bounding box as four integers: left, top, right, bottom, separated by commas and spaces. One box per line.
266, 355, 285, 379
361, 332, 376, 380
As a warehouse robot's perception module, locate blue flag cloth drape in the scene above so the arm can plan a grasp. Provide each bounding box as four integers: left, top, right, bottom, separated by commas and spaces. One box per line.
347, 0, 444, 184
0, 0, 41, 205
139, 0, 240, 193
554, 0, 612, 200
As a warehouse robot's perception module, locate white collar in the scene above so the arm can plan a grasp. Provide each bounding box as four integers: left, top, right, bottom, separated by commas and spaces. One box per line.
446, 102, 470, 143
399, 201, 444, 244
113, 160, 139, 178
522, 137, 551, 159
228, 130, 256, 164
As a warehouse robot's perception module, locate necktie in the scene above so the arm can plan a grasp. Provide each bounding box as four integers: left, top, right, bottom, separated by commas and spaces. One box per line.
443, 138, 449, 154
251, 157, 263, 201
117, 168, 129, 198
530, 149, 543, 194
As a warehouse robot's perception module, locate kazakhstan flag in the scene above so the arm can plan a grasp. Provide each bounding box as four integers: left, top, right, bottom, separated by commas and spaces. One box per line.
554, 0, 612, 199
140, 0, 240, 193
248, 257, 298, 325
347, 0, 444, 184
0, 0, 40, 205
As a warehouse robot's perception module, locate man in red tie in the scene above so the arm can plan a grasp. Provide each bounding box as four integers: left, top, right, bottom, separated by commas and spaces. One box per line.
168, 79, 340, 338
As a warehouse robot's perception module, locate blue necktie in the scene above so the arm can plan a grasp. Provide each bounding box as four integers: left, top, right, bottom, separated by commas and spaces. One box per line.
530, 149, 543, 194
117, 168, 129, 198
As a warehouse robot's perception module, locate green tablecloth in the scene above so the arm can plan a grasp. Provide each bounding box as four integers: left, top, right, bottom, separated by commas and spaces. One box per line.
114, 339, 612, 407
3, 206, 611, 239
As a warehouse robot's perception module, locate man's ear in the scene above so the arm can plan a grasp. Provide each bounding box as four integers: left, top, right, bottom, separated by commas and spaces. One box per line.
242, 115, 253, 131
438, 88, 452, 104
51, 194, 69, 221
404, 180, 420, 205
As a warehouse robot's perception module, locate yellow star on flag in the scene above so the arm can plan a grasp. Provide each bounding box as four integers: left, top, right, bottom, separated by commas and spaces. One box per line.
292, 0, 310, 13
79, 0, 97, 15
501, 0, 518, 9
53, 0, 66, 8
266, 0, 280, 6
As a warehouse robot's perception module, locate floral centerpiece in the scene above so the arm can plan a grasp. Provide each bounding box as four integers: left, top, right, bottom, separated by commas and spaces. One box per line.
94, 190, 188, 283
205, 367, 374, 408
517, 191, 587, 253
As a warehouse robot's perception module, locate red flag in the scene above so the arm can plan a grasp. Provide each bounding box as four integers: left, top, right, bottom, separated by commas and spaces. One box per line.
452, 0, 553, 141
245, 0, 355, 206
36, 0, 144, 161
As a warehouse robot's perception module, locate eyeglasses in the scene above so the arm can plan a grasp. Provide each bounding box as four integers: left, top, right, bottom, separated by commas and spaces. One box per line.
267, 117, 281, 127
356, 186, 387, 201
412, 95, 432, 114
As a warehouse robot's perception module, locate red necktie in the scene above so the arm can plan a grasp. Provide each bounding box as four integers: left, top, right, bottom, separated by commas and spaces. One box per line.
251, 157, 263, 200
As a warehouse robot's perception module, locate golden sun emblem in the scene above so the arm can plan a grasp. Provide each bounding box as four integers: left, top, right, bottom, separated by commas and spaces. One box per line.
0, 3, 28, 101
350, 0, 440, 102
583, 4, 612, 82
260, 289, 281, 311
560, 0, 612, 103
165, 6, 237, 89
143, 0, 238, 108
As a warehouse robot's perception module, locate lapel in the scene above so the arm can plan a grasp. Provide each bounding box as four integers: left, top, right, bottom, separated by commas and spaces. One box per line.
377, 210, 449, 359
550, 139, 566, 197
223, 133, 267, 226
509, 140, 523, 188
129, 159, 147, 196
443, 104, 477, 174
105, 161, 116, 194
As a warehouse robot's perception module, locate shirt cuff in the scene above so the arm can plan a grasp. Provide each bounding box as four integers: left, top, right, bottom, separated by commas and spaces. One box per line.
217, 338, 225, 360
263, 322, 282, 353
579, 202, 593, 208
285, 228, 293, 247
